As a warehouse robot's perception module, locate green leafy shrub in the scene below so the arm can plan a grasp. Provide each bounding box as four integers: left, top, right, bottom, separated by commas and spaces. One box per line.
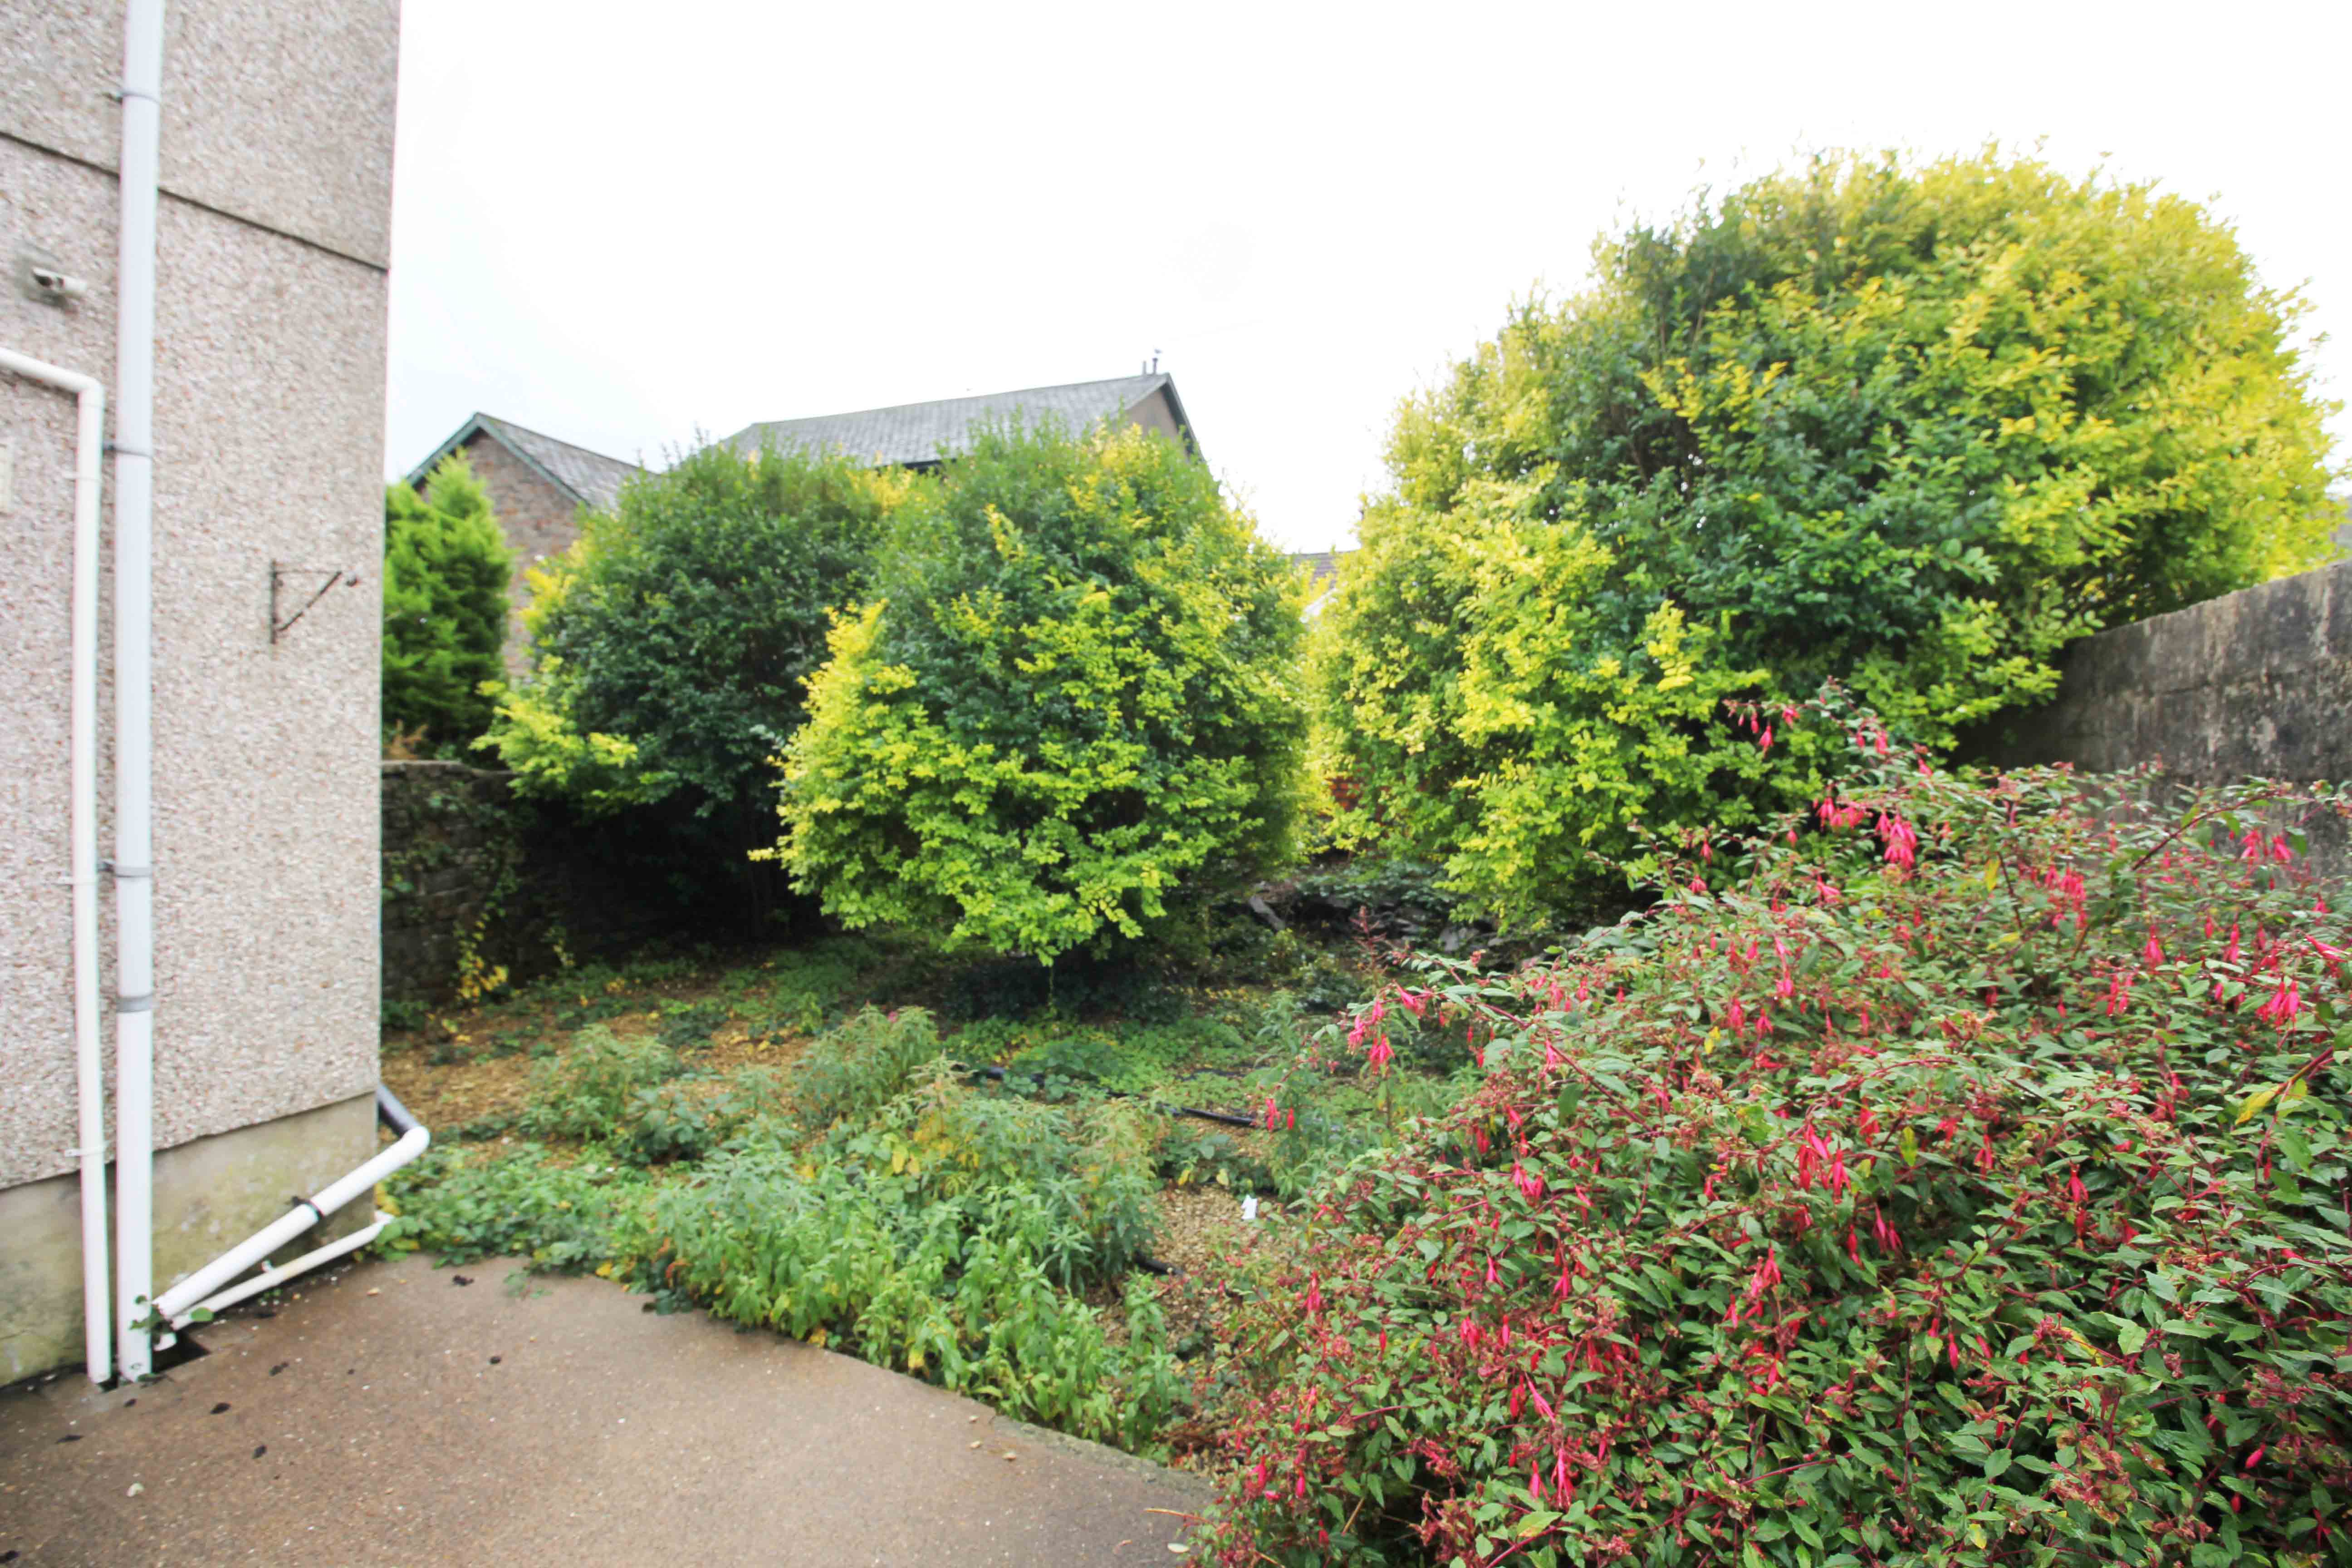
521, 1024, 684, 1143
383, 455, 511, 751
620, 1067, 784, 1164
1205, 711, 2352, 1566
789, 1007, 949, 1129
480, 441, 911, 918
1318, 148, 2340, 927
652, 999, 729, 1054
777, 421, 1308, 962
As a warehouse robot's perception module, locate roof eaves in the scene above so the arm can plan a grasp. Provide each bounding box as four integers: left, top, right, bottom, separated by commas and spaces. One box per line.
403, 412, 599, 510
400, 412, 493, 493
472, 415, 598, 509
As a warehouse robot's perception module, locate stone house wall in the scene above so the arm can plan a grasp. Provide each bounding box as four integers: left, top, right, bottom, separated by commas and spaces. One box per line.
441, 431, 585, 676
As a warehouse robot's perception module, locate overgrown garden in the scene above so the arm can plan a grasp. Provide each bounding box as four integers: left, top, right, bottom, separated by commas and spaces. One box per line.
374, 147, 2352, 1565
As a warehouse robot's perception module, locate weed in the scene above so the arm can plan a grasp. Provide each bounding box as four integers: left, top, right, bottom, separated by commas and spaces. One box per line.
381, 1146, 653, 1269
520, 1025, 684, 1144
790, 1007, 947, 1129
652, 999, 728, 1054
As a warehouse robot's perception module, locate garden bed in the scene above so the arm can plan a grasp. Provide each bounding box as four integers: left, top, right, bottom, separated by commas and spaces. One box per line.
374, 904, 1453, 1465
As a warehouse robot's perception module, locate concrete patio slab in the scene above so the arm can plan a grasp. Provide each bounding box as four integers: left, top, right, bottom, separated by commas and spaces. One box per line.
0, 1251, 1209, 1565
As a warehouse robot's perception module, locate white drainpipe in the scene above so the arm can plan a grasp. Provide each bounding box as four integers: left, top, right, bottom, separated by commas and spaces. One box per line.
102, 0, 434, 1370
0, 347, 110, 1385
154, 1094, 429, 1329
112, 0, 164, 1382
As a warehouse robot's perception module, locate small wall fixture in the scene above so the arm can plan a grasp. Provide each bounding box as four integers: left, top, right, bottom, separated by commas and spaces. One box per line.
15, 246, 90, 304
270, 561, 361, 643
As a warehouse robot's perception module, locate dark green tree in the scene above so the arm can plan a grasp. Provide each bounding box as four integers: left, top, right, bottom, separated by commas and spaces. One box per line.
481, 441, 906, 926
382, 455, 511, 751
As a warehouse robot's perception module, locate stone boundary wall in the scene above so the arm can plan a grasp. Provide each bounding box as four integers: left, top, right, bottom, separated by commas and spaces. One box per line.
1989, 558, 2352, 872
381, 761, 666, 1010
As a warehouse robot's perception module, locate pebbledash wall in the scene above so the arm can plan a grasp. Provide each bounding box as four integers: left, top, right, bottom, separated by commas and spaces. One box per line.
1989, 557, 2352, 872
0, 1, 397, 1378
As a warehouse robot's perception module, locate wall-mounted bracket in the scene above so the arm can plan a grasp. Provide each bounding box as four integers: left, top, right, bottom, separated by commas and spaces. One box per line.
270, 561, 360, 644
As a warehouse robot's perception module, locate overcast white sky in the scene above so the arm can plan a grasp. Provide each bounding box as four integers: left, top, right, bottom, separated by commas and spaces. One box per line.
384, 0, 2352, 555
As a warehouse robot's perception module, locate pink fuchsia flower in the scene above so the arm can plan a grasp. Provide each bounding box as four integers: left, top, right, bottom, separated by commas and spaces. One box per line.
2103, 969, 2134, 1016
2256, 973, 2302, 1029
1511, 1161, 1544, 1201
1877, 813, 1919, 871
1759, 725, 1775, 755
1743, 1245, 1783, 1304
1366, 1035, 1394, 1073
2227, 924, 2242, 964
2143, 931, 2165, 969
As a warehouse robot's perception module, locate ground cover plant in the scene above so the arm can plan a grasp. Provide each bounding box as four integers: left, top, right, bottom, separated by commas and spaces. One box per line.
1315, 147, 2340, 927
1204, 700, 2352, 1566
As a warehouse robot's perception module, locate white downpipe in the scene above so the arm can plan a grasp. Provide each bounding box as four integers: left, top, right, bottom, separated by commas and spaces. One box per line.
113, 0, 164, 1382
0, 348, 110, 1385
152, 1127, 428, 1326
167, 1211, 393, 1329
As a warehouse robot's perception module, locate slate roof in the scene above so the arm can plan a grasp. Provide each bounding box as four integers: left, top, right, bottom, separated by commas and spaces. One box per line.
721, 373, 1196, 469
404, 413, 642, 513
1288, 550, 1347, 589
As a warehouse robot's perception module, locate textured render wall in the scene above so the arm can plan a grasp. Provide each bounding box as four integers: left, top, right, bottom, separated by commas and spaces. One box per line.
0, 0, 392, 1245
448, 431, 584, 675
1991, 560, 2352, 869
0, 0, 399, 268
0, 1093, 377, 1381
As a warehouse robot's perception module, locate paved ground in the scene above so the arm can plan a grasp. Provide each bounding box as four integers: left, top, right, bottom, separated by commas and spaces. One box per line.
0, 1252, 1209, 1566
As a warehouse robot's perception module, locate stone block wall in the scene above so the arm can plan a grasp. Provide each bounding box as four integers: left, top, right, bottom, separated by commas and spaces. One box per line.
381, 761, 673, 1010
1986, 559, 2352, 872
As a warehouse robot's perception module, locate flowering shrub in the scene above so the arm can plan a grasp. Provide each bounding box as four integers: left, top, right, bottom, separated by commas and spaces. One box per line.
1207, 708, 2352, 1566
